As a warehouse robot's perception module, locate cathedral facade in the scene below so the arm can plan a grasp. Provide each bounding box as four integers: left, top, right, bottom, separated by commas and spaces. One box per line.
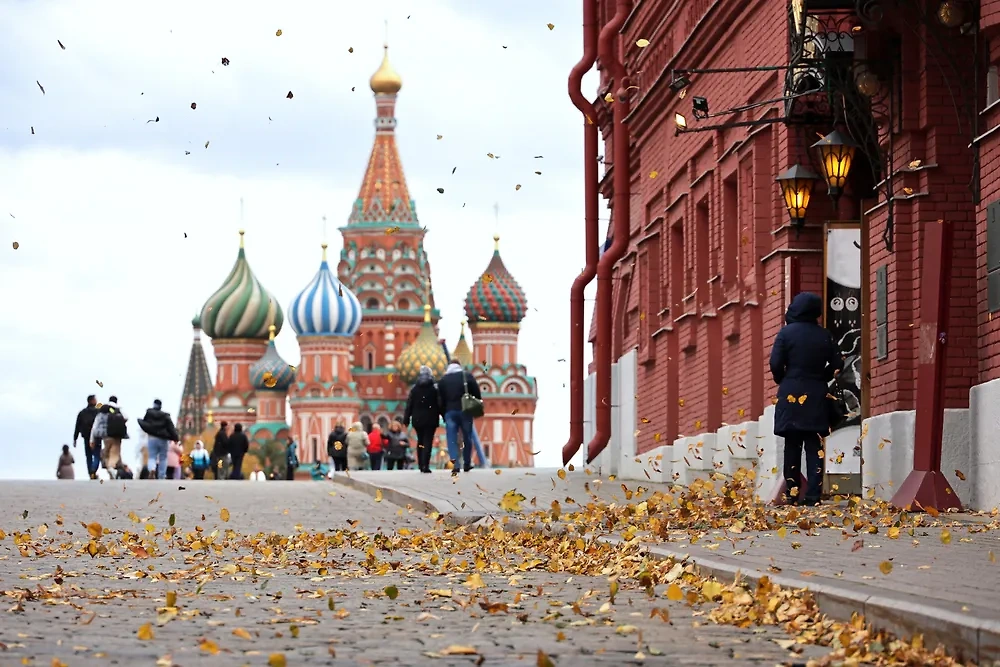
177, 43, 538, 470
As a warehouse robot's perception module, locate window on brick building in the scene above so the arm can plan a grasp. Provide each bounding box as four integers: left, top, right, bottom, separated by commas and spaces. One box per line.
722, 176, 738, 288
695, 200, 710, 303
670, 221, 684, 308
988, 66, 999, 109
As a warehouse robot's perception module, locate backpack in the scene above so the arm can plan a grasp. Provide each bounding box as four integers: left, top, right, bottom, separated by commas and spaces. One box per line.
106, 410, 127, 438
91, 413, 108, 440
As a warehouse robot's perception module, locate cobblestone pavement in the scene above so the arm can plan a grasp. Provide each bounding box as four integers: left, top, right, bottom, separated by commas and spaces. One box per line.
0, 480, 829, 666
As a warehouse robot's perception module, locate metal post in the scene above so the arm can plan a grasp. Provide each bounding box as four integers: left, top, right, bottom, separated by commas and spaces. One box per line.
890, 219, 962, 511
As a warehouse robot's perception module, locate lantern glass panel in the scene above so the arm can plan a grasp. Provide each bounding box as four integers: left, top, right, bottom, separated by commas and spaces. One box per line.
819, 144, 856, 190
781, 178, 813, 220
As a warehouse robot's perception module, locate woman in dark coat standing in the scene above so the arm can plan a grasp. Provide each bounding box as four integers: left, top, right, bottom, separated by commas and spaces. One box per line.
769, 292, 844, 505
404, 366, 442, 474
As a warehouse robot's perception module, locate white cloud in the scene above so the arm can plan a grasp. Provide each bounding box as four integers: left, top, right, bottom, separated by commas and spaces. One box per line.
0, 0, 599, 478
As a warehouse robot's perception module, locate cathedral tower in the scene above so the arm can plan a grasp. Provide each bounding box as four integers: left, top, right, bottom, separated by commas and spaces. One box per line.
199, 230, 284, 426
337, 43, 440, 431
464, 235, 538, 467
288, 244, 364, 463
177, 315, 213, 437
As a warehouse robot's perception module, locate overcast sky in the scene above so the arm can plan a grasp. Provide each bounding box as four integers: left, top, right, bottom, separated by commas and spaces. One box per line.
0, 0, 602, 478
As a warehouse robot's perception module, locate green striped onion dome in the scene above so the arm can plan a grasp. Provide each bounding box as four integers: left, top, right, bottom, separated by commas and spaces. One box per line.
199, 230, 284, 340
464, 235, 527, 324
397, 305, 449, 385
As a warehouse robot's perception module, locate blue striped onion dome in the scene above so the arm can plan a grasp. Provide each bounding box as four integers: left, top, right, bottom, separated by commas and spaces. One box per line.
250, 325, 295, 391
289, 244, 363, 336
200, 230, 284, 339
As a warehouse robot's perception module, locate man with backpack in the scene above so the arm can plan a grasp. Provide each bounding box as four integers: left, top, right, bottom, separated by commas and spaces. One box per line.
90, 395, 129, 475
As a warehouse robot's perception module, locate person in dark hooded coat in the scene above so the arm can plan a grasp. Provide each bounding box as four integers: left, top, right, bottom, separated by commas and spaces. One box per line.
404, 365, 441, 474
769, 292, 843, 506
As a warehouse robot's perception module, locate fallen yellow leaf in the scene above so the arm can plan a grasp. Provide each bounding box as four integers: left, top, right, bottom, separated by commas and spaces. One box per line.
879, 561, 893, 575
666, 583, 683, 601
268, 653, 288, 667
137, 623, 154, 640
232, 628, 252, 640
220, 508, 230, 522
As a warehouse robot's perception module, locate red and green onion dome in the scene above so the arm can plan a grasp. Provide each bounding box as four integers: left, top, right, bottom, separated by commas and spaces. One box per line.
200, 230, 284, 340
464, 235, 528, 324
397, 305, 449, 384
250, 325, 296, 391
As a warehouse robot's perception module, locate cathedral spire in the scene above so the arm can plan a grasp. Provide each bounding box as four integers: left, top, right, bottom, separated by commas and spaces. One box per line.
177, 316, 213, 437
348, 41, 415, 226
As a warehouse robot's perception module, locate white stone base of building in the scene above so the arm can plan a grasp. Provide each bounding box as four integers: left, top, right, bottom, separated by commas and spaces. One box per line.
579, 352, 1000, 511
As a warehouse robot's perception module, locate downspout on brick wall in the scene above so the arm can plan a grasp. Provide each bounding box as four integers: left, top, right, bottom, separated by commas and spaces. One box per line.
562, 0, 601, 466
586, 0, 632, 464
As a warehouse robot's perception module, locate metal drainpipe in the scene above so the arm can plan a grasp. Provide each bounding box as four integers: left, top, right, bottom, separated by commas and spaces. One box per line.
586, 0, 632, 464
562, 0, 601, 466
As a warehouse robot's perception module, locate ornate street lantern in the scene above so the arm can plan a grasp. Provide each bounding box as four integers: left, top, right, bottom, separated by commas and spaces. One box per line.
936, 0, 968, 28
775, 164, 819, 229
811, 131, 857, 203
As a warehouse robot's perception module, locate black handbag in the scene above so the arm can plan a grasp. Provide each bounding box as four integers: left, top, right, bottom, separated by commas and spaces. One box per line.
826, 383, 850, 432
461, 371, 485, 419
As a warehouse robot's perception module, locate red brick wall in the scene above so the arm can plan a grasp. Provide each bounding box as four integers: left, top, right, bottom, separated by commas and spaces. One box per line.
585, 0, 982, 455
977, 22, 1000, 380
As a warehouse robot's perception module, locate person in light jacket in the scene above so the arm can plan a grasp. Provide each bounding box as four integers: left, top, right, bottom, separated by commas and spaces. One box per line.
190, 441, 210, 479
770, 291, 844, 506
166, 441, 184, 479
345, 422, 369, 471
57, 445, 75, 480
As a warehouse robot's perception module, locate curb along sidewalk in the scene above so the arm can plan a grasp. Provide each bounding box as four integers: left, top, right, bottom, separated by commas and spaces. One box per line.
331, 469, 1000, 665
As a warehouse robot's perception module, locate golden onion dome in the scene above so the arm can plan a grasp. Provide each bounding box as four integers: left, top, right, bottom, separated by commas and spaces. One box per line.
369, 45, 402, 95
397, 305, 448, 384
453, 319, 473, 368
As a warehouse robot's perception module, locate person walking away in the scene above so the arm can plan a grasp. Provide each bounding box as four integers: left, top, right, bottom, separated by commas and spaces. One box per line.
770, 292, 844, 506
210, 422, 229, 479
166, 440, 184, 479
93, 396, 129, 473
437, 359, 483, 476
367, 424, 384, 471
137, 399, 180, 479
57, 445, 75, 480
228, 423, 249, 480
346, 422, 368, 470
250, 464, 267, 481
73, 395, 100, 478
190, 441, 210, 479
285, 437, 299, 480
327, 423, 349, 472
404, 366, 441, 473
383, 420, 411, 470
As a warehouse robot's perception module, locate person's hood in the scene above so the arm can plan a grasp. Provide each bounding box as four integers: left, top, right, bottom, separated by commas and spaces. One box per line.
785, 292, 823, 324
416, 365, 436, 386
194, 440, 205, 449
351, 421, 364, 431
99, 401, 121, 413
332, 425, 347, 434
444, 362, 464, 375
143, 408, 171, 420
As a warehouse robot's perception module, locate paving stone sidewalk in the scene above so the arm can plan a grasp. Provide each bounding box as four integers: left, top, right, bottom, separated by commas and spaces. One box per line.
332, 468, 1000, 664
0, 480, 829, 666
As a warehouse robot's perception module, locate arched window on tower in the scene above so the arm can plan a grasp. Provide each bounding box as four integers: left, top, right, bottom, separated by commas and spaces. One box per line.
366, 298, 379, 309
360, 415, 373, 432
364, 345, 376, 370
398, 298, 410, 311
377, 416, 390, 431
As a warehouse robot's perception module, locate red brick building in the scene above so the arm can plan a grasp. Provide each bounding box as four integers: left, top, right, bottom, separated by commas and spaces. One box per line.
568, 0, 1000, 509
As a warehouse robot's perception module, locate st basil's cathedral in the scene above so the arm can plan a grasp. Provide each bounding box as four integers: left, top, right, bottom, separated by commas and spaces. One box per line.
175, 44, 539, 470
